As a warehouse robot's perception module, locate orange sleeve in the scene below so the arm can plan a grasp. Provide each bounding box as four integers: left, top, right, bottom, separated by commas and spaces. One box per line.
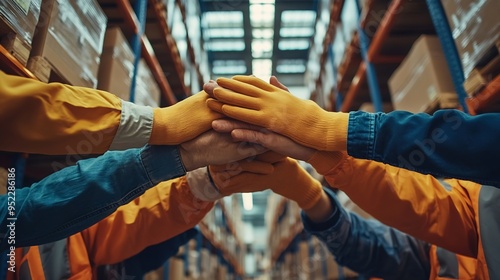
320, 154, 478, 258
80, 176, 214, 265
0, 71, 122, 154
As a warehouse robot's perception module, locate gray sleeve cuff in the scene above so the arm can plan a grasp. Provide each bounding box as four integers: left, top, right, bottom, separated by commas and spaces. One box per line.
186, 167, 223, 202
109, 100, 154, 150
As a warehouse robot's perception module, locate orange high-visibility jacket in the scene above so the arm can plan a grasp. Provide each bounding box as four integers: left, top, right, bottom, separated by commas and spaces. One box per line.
9, 176, 213, 279
0, 71, 155, 154
317, 154, 495, 279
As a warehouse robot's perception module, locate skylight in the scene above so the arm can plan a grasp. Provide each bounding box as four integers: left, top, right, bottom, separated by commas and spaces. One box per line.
204, 28, 245, 39
278, 39, 310, 50
205, 40, 246, 51
281, 10, 316, 27
280, 27, 315, 37
202, 11, 244, 28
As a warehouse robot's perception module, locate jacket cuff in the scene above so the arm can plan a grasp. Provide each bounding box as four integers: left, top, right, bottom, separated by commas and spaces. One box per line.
307, 151, 347, 175
347, 111, 377, 159
186, 167, 223, 202
301, 188, 345, 232
109, 100, 154, 150
140, 145, 186, 185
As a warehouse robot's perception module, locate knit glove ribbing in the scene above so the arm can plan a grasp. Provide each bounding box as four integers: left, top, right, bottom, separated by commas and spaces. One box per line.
150, 91, 223, 145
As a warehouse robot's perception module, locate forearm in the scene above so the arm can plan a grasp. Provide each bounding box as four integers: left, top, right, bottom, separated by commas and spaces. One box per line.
302, 191, 335, 223
347, 110, 500, 185
0, 71, 154, 154
84, 169, 216, 265
0, 145, 186, 250
303, 189, 431, 280
320, 155, 478, 258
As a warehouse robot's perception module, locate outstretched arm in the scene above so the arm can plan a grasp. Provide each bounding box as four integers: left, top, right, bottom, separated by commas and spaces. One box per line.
303, 188, 431, 280
0, 71, 222, 154
347, 109, 500, 185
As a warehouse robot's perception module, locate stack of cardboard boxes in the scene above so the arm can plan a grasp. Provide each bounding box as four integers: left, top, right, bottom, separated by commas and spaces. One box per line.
0, 0, 41, 65
388, 35, 458, 113
28, 0, 107, 87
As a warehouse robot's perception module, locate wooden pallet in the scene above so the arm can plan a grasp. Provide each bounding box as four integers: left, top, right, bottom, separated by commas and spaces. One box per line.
0, 17, 31, 66
463, 40, 500, 96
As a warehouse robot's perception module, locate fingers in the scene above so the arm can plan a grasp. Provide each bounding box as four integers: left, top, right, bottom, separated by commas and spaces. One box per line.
213, 87, 261, 110
256, 151, 286, 163
206, 98, 224, 114
219, 105, 268, 128
269, 76, 289, 92
231, 129, 272, 147
210, 160, 274, 174
212, 119, 265, 133
231, 75, 276, 92
236, 141, 268, 159
203, 80, 218, 98
216, 77, 264, 97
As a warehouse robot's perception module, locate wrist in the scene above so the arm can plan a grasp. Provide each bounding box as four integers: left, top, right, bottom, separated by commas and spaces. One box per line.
321, 111, 349, 151
306, 151, 347, 175
186, 167, 223, 202
179, 145, 197, 171
303, 191, 334, 223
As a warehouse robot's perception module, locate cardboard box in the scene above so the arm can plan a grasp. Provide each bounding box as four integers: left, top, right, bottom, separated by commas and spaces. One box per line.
388, 35, 456, 113
0, 0, 42, 65
29, 0, 106, 87
97, 27, 134, 101
441, 0, 500, 78
135, 59, 161, 107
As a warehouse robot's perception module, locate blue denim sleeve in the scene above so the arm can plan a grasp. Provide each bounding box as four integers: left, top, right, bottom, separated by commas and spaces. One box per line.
0, 145, 186, 250
348, 110, 500, 185
302, 189, 430, 280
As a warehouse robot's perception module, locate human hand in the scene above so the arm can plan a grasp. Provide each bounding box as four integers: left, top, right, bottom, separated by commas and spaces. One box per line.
179, 130, 267, 171
209, 151, 285, 195
206, 75, 349, 151
212, 119, 315, 161
210, 152, 322, 210
203, 80, 218, 97
150, 90, 223, 145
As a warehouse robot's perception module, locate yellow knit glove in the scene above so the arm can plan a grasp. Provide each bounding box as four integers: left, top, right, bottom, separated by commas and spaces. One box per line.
207, 76, 349, 151
150, 91, 223, 145
210, 152, 323, 210
306, 151, 348, 175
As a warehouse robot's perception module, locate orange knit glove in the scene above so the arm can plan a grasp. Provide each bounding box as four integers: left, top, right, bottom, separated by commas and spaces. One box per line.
207, 76, 349, 151
210, 152, 323, 210
150, 91, 223, 145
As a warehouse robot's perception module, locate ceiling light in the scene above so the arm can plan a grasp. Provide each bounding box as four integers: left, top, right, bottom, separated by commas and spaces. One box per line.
252, 59, 272, 81
250, 4, 275, 27
202, 11, 243, 28
204, 28, 244, 38
205, 40, 245, 51
281, 10, 316, 27
278, 39, 310, 50
253, 28, 274, 39
280, 27, 315, 37
242, 193, 253, 211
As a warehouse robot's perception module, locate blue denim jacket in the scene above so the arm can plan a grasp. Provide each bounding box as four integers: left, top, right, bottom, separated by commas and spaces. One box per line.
302, 188, 431, 280
0, 145, 186, 250
348, 110, 500, 185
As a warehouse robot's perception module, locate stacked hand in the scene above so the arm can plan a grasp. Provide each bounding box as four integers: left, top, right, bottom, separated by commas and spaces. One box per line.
205, 75, 349, 151
150, 90, 223, 145
209, 151, 323, 210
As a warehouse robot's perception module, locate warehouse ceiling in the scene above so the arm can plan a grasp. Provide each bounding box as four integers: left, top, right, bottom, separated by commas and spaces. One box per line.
198, 0, 319, 235
199, 0, 318, 87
